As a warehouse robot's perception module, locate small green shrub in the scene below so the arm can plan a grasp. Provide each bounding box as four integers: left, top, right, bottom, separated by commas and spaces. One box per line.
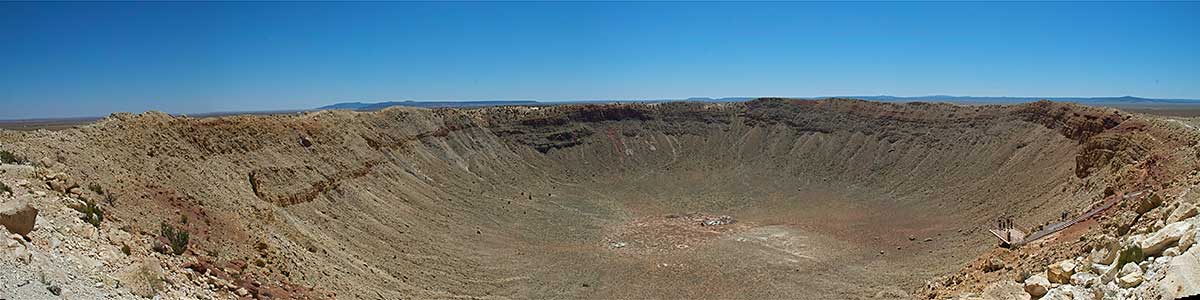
71, 200, 104, 228
87, 183, 104, 195
0, 182, 11, 195
0, 150, 21, 164
121, 244, 131, 256
1117, 245, 1144, 269
160, 222, 189, 256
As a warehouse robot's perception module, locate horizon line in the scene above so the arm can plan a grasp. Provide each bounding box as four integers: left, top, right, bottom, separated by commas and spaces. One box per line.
4, 94, 1200, 122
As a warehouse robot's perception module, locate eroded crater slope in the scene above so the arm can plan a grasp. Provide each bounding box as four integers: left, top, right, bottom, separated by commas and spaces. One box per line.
1, 98, 1198, 299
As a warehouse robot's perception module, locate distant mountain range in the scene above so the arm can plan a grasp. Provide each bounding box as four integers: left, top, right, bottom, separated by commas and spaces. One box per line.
317, 98, 752, 110
319, 96, 1200, 111
319, 100, 541, 110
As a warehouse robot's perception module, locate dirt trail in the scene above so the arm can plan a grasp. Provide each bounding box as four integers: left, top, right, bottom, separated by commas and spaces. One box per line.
1, 98, 1198, 299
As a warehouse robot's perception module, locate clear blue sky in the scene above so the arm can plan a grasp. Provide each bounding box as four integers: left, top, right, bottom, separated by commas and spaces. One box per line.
1, 2, 1198, 119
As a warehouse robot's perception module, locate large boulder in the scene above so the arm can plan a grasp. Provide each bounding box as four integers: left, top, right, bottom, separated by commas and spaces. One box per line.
1136, 192, 1165, 214
43, 172, 77, 195
1117, 272, 1144, 288
1090, 235, 1120, 265
1069, 272, 1099, 287
1047, 260, 1076, 284
1111, 210, 1139, 235
1117, 263, 1144, 288
1180, 228, 1197, 252
0, 201, 37, 236
1023, 274, 1050, 298
1168, 202, 1198, 223
982, 258, 1006, 273
1165, 247, 1182, 257
1153, 246, 1200, 299
1140, 221, 1194, 257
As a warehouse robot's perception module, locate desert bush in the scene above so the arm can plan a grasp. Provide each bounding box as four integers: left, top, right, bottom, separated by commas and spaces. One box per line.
104, 192, 117, 206
1117, 245, 1144, 269
0, 182, 11, 195
160, 222, 189, 256
87, 183, 104, 195
121, 244, 131, 256
0, 150, 21, 164
71, 200, 104, 228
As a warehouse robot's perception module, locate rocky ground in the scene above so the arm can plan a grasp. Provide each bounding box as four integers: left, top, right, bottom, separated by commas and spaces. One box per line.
1, 98, 1199, 299
918, 186, 1200, 300
1, 164, 234, 299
